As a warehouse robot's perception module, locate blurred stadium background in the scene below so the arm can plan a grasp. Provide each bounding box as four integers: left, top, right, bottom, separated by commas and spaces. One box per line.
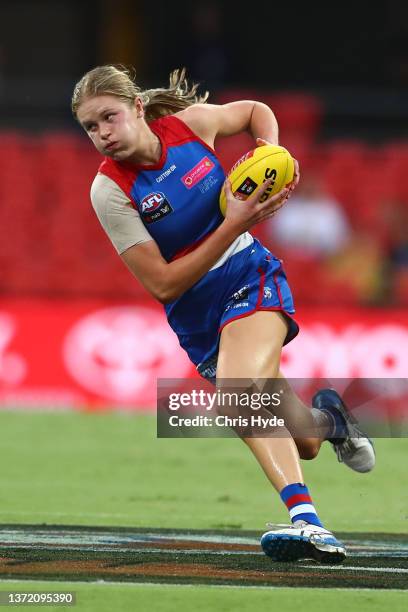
1, 0, 408, 409
0, 3, 407, 609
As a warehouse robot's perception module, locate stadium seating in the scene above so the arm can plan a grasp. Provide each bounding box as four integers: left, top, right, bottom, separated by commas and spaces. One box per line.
1, 121, 407, 306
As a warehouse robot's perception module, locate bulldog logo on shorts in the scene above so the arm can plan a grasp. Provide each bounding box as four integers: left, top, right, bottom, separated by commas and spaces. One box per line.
232, 285, 250, 301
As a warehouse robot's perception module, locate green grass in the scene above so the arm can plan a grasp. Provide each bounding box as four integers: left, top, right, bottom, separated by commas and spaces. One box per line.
0, 411, 406, 532
0, 581, 406, 612
0, 411, 406, 611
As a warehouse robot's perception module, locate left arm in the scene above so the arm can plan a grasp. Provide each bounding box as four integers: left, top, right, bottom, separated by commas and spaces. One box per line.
179, 102, 299, 189
178, 101, 279, 148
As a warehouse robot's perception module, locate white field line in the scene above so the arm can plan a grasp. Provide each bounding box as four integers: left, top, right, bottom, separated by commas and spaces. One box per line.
299, 565, 408, 573
0, 545, 262, 555
1, 545, 408, 563
1, 523, 407, 550
0, 541, 406, 573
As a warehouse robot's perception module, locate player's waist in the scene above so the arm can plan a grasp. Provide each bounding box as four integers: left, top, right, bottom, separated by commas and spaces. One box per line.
210, 232, 253, 270
169, 232, 253, 269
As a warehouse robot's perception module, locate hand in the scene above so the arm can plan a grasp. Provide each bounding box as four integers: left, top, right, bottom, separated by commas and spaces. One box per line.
256, 138, 300, 194
288, 158, 300, 191
256, 137, 275, 148
223, 177, 290, 233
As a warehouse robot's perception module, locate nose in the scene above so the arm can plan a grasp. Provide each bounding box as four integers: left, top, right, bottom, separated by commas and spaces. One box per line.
100, 124, 111, 141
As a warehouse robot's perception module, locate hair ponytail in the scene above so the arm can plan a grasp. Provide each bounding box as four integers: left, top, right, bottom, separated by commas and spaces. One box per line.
141, 68, 209, 122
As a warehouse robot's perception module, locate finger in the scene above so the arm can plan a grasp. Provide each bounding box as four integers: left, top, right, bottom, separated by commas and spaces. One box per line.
256, 138, 269, 147
276, 202, 289, 215
223, 178, 233, 196
273, 200, 286, 212
286, 162, 300, 190
270, 200, 286, 214
264, 209, 280, 220
250, 178, 273, 203
262, 199, 287, 220
257, 191, 290, 215
291, 158, 300, 185
258, 186, 289, 209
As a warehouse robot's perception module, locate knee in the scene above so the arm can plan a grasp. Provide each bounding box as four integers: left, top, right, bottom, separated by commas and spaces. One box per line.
296, 439, 320, 460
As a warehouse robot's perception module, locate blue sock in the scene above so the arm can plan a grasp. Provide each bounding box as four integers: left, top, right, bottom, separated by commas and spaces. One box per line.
280, 483, 324, 528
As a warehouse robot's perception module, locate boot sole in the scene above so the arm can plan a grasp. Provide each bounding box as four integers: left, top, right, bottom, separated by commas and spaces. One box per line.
261, 533, 346, 564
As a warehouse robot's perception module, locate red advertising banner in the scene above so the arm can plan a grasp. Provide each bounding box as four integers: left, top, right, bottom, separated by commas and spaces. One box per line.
0, 299, 407, 410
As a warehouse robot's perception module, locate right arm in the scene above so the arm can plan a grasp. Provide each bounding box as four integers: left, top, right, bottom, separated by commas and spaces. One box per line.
121, 179, 290, 304
92, 174, 289, 304
121, 223, 240, 303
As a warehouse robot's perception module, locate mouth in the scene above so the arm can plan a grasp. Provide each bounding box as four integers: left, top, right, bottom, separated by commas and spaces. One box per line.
105, 142, 118, 152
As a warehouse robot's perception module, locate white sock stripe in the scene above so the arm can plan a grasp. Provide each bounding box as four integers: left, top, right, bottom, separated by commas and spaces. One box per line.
289, 504, 316, 519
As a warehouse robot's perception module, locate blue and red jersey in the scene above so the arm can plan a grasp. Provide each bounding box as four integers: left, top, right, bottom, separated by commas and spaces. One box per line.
98, 115, 225, 262
97, 114, 298, 374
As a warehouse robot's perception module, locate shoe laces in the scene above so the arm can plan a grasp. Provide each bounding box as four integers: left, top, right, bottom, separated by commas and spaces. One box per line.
265, 522, 292, 530
335, 437, 356, 462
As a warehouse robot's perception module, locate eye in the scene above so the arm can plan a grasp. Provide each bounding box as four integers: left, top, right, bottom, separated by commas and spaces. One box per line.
106, 113, 116, 121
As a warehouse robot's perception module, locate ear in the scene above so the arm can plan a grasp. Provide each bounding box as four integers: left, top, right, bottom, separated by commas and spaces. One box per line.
134, 97, 144, 118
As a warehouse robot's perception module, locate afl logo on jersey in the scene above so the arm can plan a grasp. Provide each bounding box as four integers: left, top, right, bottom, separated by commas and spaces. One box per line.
139, 192, 173, 224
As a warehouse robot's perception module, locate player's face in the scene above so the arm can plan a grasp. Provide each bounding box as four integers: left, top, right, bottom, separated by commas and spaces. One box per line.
77, 95, 145, 161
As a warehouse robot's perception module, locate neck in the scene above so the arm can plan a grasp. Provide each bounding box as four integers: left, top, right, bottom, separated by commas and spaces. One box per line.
129, 131, 161, 166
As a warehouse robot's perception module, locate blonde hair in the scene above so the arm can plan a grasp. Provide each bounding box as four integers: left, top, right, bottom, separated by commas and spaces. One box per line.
71, 65, 209, 123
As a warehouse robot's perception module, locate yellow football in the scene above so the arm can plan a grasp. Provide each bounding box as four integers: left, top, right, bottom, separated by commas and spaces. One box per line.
219, 144, 294, 216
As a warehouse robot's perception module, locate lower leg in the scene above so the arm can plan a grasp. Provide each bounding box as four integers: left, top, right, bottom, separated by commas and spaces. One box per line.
271, 372, 338, 459
244, 434, 303, 491
217, 312, 327, 529
244, 434, 324, 528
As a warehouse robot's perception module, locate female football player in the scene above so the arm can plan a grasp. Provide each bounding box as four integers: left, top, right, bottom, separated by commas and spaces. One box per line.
72, 65, 375, 563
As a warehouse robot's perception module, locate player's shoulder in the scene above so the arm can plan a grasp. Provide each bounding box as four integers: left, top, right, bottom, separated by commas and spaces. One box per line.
177, 101, 254, 131
90, 173, 130, 211
91, 173, 120, 200
176, 103, 222, 121
175, 103, 225, 142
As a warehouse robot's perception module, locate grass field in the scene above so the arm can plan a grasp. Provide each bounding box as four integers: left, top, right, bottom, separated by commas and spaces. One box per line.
0, 581, 406, 612
0, 410, 406, 611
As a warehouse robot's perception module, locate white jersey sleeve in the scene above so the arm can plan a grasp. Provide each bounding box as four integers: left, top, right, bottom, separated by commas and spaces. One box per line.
90, 173, 153, 254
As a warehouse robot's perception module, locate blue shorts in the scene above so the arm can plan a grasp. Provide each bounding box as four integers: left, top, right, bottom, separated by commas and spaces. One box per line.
164, 238, 299, 380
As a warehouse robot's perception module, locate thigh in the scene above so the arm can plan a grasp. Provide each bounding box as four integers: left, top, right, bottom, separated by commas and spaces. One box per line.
217, 310, 289, 379
216, 310, 300, 448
